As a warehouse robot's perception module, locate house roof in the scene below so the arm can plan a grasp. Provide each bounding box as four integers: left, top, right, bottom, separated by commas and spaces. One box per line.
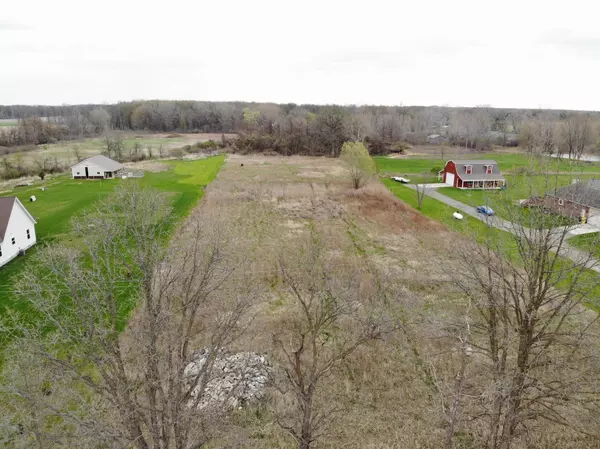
553, 179, 600, 208
72, 155, 123, 171
0, 197, 36, 242
446, 160, 505, 181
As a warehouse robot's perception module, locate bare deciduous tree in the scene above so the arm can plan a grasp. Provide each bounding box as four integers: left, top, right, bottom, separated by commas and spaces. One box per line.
104, 134, 125, 160
415, 179, 428, 210
560, 114, 592, 159
1, 185, 257, 449
88, 107, 111, 134
444, 178, 600, 449
271, 228, 395, 449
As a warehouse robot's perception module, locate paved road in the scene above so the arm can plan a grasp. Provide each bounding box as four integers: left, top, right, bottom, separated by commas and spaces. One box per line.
406, 184, 600, 273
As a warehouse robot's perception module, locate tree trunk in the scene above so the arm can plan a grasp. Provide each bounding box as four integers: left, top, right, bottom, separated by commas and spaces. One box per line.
299, 392, 313, 449
444, 349, 467, 449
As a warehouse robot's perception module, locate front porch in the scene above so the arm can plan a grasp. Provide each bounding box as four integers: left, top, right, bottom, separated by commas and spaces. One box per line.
457, 179, 506, 190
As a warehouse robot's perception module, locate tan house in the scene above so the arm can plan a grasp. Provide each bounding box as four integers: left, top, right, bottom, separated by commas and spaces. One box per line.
525, 179, 600, 225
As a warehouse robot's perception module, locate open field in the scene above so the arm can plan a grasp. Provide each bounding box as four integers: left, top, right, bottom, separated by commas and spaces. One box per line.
0, 155, 225, 334
0, 120, 18, 127
3, 131, 236, 165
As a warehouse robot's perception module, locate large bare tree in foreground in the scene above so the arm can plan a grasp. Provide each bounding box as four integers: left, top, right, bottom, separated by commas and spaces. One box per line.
1, 185, 256, 449
443, 176, 600, 449
271, 227, 397, 449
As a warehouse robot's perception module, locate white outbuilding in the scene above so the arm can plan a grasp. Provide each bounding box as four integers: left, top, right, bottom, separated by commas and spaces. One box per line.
71, 155, 123, 180
0, 197, 37, 267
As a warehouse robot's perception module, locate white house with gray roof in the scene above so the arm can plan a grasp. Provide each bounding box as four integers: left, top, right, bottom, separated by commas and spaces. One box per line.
0, 197, 37, 268
71, 155, 123, 180
441, 160, 506, 189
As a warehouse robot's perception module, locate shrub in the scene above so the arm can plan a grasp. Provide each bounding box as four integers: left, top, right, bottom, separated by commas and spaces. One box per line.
391, 141, 412, 153
170, 148, 185, 158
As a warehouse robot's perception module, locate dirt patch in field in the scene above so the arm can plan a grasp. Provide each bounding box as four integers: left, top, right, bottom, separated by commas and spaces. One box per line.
343, 184, 444, 232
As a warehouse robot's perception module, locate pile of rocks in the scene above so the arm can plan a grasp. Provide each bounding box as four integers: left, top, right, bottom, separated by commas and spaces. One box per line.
184, 348, 269, 409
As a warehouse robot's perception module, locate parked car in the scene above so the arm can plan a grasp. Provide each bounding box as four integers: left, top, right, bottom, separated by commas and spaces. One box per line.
452, 212, 464, 220
391, 176, 410, 183
476, 205, 495, 216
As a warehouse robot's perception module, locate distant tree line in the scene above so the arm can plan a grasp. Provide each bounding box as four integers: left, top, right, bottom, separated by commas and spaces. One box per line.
1, 101, 600, 156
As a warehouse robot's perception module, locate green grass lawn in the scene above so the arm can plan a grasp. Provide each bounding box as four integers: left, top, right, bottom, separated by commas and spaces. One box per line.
375, 154, 600, 177
570, 233, 600, 258
382, 178, 600, 309
0, 120, 18, 127
0, 155, 225, 335
382, 178, 488, 233
437, 174, 591, 226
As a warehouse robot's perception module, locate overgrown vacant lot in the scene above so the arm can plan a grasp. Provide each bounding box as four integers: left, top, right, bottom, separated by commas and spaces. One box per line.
0, 155, 224, 328
165, 155, 600, 449
188, 155, 451, 447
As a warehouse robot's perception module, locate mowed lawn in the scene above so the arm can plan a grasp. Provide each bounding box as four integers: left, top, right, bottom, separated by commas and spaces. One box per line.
0, 155, 225, 327
570, 233, 600, 258
375, 154, 600, 176
382, 179, 600, 309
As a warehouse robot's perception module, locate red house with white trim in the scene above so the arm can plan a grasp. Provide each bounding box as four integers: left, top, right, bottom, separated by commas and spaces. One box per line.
441, 160, 506, 190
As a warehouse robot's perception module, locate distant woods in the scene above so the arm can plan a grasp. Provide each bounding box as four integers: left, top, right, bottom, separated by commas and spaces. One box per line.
1, 101, 600, 157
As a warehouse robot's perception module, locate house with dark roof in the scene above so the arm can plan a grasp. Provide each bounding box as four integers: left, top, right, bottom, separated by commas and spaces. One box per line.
0, 197, 37, 267
525, 179, 600, 225
441, 160, 506, 189
71, 155, 123, 179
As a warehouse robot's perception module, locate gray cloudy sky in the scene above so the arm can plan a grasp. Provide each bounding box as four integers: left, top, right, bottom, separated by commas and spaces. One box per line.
1, 0, 599, 109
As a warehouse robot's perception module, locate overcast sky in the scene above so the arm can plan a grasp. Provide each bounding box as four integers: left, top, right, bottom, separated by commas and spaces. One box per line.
1, 0, 599, 109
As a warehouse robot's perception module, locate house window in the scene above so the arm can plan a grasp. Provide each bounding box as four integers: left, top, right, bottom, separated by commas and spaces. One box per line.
11, 237, 15, 245
97, 172, 100, 174
77, 171, 80, 174
26, 229, 30, 239
465, 165, 473, 175
558, 198, 564, 206
485, 165, 493, 174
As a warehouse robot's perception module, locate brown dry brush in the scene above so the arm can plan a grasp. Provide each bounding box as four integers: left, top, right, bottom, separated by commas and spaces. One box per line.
438, 195, 600, 449
0, 184, 259, 449
269, 226, 399, 449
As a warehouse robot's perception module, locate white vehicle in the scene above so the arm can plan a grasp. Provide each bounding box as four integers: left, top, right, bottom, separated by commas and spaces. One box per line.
391, 176, 410, 184
453, 212, 464, 220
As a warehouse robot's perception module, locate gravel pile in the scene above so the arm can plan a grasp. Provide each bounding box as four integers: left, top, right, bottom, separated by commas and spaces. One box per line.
184, 348, 269, 409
